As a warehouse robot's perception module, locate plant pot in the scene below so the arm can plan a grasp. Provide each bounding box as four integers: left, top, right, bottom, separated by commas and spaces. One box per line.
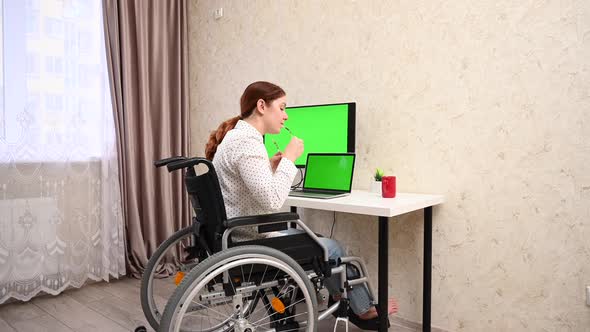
370, 180, 382, 195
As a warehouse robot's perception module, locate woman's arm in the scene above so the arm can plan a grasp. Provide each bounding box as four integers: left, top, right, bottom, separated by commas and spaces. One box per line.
236, 140, 297, 211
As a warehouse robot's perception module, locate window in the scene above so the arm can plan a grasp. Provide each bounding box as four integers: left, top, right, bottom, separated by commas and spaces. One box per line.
1, 0, 112, 161
26, 53, 40, 75
26, 11, 39, 35
45, 94, 63, 110
26, 0, 39, 11
45, 55, 63, 75
44, 17, 64, 38
78, 28, 94, 55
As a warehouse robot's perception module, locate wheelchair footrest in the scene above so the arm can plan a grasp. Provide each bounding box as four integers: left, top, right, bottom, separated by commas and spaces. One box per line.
333, 316, 349, 332
328, 298, 390, 331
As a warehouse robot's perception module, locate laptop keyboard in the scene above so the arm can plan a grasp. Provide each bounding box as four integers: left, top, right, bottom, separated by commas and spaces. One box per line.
288, 191, 347, 198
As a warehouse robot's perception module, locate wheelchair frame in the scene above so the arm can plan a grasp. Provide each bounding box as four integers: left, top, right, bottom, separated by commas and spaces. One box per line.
138, 156, 380, 332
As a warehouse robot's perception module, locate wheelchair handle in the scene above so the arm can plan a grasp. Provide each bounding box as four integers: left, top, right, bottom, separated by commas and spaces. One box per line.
154, 156, 186, 168
166, 157, 213, 172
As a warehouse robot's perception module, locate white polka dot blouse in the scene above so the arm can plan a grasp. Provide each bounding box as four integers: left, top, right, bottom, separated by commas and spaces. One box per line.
212, 120, 297, 239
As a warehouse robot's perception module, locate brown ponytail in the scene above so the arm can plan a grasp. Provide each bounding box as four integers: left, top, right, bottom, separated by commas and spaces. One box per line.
205, 81, 286, 160
205, 116, 240, 160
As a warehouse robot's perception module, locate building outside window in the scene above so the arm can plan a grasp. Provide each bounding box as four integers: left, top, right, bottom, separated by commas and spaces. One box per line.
1, 0, 108, 160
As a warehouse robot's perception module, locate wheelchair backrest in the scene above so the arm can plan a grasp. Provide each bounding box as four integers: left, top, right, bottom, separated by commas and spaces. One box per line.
183, 159, 228, 253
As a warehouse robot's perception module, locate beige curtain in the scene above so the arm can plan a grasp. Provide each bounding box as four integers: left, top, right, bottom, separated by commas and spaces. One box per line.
102, 0, 190, 276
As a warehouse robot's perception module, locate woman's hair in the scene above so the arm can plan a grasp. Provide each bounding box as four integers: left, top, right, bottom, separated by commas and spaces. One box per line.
205, 81, 286, 160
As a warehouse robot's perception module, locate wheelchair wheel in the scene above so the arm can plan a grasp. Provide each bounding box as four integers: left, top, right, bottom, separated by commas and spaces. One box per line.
140, 226, 202, 331
159, 245, 318, 332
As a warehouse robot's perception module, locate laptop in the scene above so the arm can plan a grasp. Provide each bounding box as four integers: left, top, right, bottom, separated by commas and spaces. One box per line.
289, 153, 355, 199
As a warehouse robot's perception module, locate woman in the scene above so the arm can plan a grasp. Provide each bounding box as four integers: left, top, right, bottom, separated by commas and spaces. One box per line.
205, 81, 397, 321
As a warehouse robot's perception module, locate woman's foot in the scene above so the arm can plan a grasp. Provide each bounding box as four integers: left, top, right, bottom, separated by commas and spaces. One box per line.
330, 295, 398, 320
358, 298, 398, 320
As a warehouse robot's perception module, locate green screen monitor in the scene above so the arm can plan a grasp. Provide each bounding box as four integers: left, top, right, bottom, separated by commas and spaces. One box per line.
303, 153, 355, 192
264, 102, 356, 167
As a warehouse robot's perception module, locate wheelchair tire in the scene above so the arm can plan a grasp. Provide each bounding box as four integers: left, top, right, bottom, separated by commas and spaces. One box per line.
159, 245, 318, 332
140, 226, 201, 331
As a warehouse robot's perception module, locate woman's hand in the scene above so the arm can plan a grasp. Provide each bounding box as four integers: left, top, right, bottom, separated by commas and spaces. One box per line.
283, 136, 304, 162
270, 151, 282, 173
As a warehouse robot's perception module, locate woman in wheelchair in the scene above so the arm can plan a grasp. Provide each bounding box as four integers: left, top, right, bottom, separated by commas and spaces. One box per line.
153, 82, 396, 332
208, 82, 397, 321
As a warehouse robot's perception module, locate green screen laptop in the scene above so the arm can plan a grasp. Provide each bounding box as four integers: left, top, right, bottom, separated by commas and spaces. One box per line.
289, 153, 355, 199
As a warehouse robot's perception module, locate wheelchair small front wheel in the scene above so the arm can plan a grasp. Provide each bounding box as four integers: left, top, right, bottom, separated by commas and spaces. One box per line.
159, 245, 318, 332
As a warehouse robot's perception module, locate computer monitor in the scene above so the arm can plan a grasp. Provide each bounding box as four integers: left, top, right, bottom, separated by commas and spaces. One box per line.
303, 153, 356, 192
264, 102, 355, 167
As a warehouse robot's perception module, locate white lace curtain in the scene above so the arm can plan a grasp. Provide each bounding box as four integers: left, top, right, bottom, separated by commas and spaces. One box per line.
0, 0, 125, 303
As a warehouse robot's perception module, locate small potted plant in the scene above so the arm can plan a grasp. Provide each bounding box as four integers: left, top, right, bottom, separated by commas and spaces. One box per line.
371, 168, 384, 194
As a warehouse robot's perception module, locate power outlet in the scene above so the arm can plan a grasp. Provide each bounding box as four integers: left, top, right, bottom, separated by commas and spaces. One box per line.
586, 286, 590, 306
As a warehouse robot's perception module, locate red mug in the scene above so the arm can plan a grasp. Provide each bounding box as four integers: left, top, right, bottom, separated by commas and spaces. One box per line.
381, 176, 396, 198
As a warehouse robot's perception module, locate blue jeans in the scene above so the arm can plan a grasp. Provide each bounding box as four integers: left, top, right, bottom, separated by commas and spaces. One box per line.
316, 237, 373, 315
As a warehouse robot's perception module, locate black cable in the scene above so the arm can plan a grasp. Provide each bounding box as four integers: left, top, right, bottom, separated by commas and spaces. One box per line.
329, 211, 336, 238
290, 168, 304, 190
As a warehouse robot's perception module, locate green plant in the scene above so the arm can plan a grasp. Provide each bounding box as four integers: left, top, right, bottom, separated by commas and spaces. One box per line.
374, 168, 384, 181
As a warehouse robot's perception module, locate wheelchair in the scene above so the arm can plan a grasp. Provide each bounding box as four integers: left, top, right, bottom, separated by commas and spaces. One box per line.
138, 156, 384, 332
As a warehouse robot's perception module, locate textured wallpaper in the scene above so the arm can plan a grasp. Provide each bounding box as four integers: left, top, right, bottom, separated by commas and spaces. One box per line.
187, 1, 590, 330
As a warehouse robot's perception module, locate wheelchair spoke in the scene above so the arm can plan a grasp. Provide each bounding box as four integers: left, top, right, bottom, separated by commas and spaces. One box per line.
246, 282, 293, 319
187, 300, 237, 323
184, 281, 299, 331
205, 307, 213, 331
251, 297, 307, 326
160, 247, 317, 332
228, 270, 238, 295
197, 272, 244, 317
183, 285, 265, 331
272, 327, 308, 332
247, 264, 254, 283
248, 310, 310, 330
260, 265, 269, 285
270, 266, 282, 284
239, 283, 308, 330
239, 264, 280, 319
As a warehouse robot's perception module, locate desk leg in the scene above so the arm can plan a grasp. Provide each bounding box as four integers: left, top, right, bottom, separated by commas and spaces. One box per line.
423, 207, 432, 332
378, 216, 388, 332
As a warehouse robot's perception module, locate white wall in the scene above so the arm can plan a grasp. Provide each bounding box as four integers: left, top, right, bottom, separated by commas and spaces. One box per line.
188, 1, 590, 330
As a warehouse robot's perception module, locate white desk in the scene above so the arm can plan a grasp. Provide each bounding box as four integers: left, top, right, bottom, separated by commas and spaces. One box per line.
285, 190, 444, 332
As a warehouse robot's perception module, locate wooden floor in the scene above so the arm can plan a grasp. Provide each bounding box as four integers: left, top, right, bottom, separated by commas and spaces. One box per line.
0, 276, 417, 332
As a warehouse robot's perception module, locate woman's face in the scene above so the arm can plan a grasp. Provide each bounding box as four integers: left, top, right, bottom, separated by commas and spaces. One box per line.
262, 96, 288, 134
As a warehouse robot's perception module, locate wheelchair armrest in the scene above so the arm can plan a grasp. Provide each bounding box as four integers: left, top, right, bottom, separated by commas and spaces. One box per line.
167, 157, 212, 172
154, 156, 185, 168
224, 212, 300, 228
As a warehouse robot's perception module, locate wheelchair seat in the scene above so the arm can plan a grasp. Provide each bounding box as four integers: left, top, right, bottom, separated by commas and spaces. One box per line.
233, 232, 325, 270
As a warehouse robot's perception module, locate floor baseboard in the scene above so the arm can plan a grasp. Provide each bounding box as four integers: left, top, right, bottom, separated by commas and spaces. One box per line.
391, 315, 449, 332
